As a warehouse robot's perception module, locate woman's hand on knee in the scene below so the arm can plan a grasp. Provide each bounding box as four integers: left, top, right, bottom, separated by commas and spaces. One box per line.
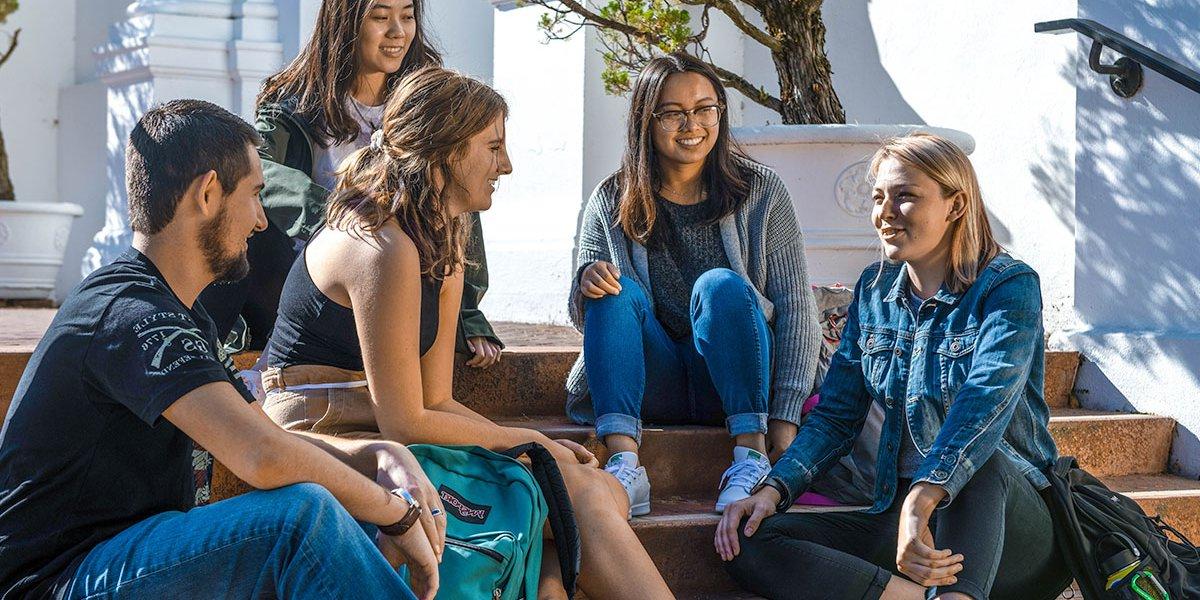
896, 483, 963, 587
714, 488, 779, 562
553, 438, 598, 467
580, 261, 622, 299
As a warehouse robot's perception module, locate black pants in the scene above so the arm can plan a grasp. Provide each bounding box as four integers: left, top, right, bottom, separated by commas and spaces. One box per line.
726, 454, 1072, 600
197, 222, 299, 351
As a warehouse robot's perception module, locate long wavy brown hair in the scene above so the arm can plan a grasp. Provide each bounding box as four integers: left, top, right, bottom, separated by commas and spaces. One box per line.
326, 67, 508, 279
257, 0, 442, 146
617, 52, 752, 245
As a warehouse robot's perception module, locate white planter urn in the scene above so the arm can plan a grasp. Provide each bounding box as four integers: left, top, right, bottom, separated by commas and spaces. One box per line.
0, 201, 85, 300
733, 124, 975, 287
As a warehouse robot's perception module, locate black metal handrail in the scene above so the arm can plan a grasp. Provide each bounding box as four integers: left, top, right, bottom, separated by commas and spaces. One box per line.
1036, 18, 1200, 98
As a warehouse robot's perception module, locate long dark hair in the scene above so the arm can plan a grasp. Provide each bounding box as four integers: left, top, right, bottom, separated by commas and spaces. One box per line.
257, 0, 442, 146
617, 52, 751, 245
326, 67, 508, 279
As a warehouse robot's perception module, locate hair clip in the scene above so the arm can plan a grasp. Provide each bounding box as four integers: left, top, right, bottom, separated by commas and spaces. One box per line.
370, 129, 385, 152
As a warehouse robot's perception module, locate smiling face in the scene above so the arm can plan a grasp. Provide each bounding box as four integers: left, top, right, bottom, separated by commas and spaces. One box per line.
871, 156, 965, 265
355, 0, 416, 78
447, 114, 512, 215
199, 144, 267, 282
650, 72, 721, 171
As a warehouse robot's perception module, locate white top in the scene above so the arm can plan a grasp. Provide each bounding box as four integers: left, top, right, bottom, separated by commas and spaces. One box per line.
310, 97, 387, 190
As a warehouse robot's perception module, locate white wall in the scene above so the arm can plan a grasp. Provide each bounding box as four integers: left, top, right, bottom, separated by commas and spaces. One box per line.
0, 2, 78, 205
1066, 0, 1200, 477
734, 0, 1081, 333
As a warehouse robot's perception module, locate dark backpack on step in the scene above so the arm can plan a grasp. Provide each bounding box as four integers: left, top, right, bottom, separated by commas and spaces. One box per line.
1044, 456, 1200, 599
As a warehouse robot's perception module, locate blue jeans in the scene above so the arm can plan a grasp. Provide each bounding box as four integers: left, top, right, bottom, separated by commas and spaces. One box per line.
584, 269, 771, 443
63, 483, 416, 599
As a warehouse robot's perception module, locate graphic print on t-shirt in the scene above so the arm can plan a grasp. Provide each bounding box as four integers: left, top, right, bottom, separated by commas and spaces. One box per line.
134, 311, 213, 375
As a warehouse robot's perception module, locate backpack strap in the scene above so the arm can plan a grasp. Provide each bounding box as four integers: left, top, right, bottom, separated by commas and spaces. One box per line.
503, 443, 581, 599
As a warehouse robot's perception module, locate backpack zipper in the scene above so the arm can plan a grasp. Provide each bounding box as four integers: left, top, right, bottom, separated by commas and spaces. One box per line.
445, 538, 506, 562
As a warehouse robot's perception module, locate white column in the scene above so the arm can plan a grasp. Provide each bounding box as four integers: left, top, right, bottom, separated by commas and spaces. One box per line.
82, 0, 281, 275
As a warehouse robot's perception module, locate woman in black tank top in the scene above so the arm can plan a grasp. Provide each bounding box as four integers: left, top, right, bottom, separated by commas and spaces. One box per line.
262, 67, 673, 600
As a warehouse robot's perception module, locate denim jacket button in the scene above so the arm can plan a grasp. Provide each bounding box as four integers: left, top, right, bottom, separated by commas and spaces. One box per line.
868, 335, 876, 347
894, 348, 902, 357
933, 470, 948, 479
950, 340, 962, 352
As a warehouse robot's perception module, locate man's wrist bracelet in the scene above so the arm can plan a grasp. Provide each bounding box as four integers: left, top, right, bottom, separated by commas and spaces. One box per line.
378, 488, 422, 537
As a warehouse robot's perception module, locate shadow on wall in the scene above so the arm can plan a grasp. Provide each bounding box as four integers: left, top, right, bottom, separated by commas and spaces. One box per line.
824, 0, 926, 126
1065, 1, 1200, 475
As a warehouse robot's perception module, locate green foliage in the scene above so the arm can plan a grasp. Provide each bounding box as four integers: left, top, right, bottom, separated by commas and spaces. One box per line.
0, 0, 16, 26
537, 1, 694, 95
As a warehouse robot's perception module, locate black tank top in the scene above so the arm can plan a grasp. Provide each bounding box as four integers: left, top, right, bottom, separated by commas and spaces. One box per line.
268, 231, 442, 371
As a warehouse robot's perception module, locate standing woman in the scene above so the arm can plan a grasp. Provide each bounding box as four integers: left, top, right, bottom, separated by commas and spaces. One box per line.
198, 0, 503, 368
263, 67, 673, 600
716, 134, 1071, 600
565, 52, 822, 516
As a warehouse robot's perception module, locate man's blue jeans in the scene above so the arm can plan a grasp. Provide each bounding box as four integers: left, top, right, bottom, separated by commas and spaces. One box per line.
64, 483, 417, 599
584, 268, 771, 443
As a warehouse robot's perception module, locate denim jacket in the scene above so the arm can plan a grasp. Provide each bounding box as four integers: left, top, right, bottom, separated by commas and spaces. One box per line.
768, 254, 1058, 512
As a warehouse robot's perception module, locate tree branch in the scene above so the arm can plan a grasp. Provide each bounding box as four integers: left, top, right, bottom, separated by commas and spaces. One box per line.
0, 28, 18, 70
710, 61, 781, 114
678, 0, 779, 52
527, 0, 665, 45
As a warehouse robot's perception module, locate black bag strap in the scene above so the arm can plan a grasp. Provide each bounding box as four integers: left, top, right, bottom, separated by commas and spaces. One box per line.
1045, 456, 1110, 599
503, 443, 581, 599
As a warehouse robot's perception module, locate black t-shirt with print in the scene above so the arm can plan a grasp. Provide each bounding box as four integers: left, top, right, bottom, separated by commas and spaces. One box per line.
0, 249, 255, 599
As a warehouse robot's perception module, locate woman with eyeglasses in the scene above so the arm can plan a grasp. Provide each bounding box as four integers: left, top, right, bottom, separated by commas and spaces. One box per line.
565, 52, 822, 517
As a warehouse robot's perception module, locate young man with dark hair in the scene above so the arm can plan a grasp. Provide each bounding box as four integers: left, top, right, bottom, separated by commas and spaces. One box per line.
0, 99, 446, 600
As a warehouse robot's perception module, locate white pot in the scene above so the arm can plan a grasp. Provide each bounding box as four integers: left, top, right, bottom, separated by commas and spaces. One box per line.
732, 124, 975, 286
0, 201, 85, 300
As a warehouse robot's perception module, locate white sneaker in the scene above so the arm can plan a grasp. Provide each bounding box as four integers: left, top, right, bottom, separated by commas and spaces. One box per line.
715, 447, 771, 513
604, 452, 651, 519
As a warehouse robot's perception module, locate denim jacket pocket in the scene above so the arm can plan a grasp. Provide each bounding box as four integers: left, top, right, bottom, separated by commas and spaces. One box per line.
858, 329, 898, 395
936, 331, 978, 410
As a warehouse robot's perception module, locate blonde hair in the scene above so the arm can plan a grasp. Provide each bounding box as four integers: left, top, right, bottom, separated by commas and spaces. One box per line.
869, 133, 1001, 293
327, 66, 507, 279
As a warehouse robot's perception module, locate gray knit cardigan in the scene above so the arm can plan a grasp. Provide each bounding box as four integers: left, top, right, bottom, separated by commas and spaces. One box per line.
565, 159, 822, 426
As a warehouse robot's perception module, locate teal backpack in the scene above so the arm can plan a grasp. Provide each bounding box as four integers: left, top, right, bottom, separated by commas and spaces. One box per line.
401, 443, 580, 600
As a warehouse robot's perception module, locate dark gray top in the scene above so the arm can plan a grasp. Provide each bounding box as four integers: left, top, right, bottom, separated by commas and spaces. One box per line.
647, 196, 731, 340
898, 286, 928, 478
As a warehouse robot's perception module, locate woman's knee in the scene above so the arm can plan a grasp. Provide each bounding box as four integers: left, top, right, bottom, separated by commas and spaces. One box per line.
724, 521, 782, 585
691, 269, 753, 312
583, 275, 646, 311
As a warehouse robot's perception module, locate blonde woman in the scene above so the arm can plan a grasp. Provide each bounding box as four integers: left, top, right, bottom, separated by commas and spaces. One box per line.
262, 67, 672, 600
716, 134, 1072, 600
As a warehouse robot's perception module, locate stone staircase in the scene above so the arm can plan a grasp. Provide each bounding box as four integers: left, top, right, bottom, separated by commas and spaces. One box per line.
1, 316, 1197, 598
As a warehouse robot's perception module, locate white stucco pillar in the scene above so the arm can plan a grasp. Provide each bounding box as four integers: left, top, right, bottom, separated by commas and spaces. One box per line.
82, 0, 282, 275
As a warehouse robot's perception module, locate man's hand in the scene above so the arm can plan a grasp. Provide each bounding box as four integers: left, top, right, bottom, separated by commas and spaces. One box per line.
376, 526, 440, 600
715, 487, 780, 561
374, 443, 446, 562
579, 261, 622, 299
465, 337, 502, 369
896, 482, 963, 587
766, 420, 798, 463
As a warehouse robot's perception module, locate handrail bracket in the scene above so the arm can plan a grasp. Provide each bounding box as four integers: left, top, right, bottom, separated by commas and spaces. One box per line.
1088, 40, 1144, 98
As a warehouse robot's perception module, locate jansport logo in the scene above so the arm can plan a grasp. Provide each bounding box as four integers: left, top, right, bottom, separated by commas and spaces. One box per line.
438, 484, 491, 524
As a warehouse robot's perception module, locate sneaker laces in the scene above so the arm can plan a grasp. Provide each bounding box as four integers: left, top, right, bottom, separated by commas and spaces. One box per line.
605, 462, 641, 489
720, 457, 768, 493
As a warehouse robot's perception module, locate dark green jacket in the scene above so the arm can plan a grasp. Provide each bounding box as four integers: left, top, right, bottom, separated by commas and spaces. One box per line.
254, 100, 502, 351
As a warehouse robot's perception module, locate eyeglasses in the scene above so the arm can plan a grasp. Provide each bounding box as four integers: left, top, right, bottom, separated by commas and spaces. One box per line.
652, 104, 723, 132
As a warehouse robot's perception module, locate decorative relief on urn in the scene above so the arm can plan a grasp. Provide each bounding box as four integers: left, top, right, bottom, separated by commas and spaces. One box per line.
835, 160, 874, 218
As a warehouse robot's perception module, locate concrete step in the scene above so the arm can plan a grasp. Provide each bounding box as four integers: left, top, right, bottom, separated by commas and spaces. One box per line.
496, 408, 1174, 498
1048, 409, 1175, 476
212, 407, 1172, 501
